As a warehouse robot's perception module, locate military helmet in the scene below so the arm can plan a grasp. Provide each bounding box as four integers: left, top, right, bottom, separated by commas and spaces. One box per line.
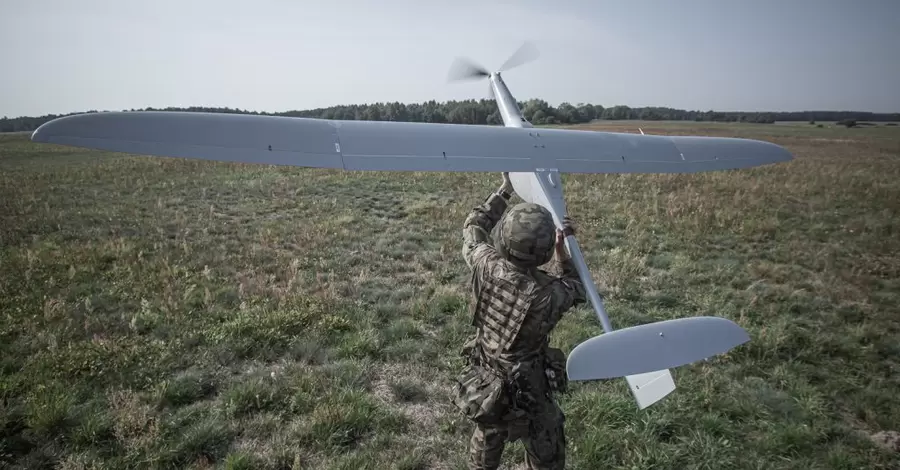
495, 202, 556, 267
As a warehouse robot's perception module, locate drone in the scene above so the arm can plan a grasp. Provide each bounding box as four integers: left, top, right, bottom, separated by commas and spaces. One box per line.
31, 43, 792, 409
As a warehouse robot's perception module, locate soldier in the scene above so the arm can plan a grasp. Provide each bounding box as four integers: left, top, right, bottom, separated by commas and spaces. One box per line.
453, 172, 587, 470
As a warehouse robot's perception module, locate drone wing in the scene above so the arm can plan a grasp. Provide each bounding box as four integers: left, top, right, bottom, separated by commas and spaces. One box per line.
31, 111, 792, 173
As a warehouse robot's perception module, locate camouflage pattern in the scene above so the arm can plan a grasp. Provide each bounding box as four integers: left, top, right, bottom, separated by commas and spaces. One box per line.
468, 397, 566, 470
469, 249, 537, 361
494, 203, 557, 268
455, 191, 587, 470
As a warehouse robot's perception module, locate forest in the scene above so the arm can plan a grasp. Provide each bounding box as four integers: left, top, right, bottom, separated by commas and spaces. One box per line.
3, 99, 898, 132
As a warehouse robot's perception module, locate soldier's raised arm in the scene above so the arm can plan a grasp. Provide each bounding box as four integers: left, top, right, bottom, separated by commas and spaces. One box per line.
462, 173, 515, 270
544, 217, 588, 314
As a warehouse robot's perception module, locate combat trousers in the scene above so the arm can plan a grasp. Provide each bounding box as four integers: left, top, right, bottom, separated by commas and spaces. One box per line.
467, 398, 565, 470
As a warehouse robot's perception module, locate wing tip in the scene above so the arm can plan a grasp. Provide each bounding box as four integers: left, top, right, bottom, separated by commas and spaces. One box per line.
31, 112, 90, 143
31, 117, 53, 143
31, 118, 56, 143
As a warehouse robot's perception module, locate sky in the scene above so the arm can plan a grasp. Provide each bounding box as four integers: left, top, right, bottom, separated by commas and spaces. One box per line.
1, 0, 899, 117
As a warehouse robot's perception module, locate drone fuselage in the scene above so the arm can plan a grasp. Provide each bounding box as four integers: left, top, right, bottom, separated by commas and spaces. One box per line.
489, 72, 533, 129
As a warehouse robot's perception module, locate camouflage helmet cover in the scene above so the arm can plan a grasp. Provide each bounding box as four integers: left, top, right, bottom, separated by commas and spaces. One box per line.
495, 202, 556, 267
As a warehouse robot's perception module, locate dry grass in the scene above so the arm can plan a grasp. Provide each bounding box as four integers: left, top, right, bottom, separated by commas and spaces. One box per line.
1, 121, 899, 469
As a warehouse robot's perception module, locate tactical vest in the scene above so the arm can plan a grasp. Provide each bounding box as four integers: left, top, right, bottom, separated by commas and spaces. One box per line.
470, 261, 538, 365
509, 270, 560, 359
454, 261, 569, 423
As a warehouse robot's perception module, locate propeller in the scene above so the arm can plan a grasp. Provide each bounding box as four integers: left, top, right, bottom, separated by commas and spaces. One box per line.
498, 41, 539, 73
446, 57, 490, 82
447, 41, 539, 82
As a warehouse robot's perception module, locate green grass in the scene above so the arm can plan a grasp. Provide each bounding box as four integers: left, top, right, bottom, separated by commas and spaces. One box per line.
1, 121, 899, 469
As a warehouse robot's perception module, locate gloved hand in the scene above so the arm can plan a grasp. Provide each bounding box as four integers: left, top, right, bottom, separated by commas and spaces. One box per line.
499, 172, 515, 196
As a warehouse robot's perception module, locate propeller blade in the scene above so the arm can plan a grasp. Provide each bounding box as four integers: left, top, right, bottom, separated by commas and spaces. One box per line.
447, 57, 490, 82
498, 41, 539, 72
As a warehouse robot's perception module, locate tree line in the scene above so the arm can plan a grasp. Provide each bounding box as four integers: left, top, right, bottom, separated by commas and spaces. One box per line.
3, 99, 898, 132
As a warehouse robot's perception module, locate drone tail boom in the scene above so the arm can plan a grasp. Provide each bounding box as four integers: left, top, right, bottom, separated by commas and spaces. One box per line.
510, 169, 751, 408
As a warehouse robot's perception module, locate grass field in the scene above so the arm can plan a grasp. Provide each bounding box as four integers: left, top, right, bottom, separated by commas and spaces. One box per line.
1, 120, 899, 469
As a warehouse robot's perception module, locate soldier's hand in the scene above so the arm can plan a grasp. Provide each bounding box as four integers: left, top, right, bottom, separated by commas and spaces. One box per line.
556, 216, 575, 256
560, 216, 576, 236
499, 172, 514, 195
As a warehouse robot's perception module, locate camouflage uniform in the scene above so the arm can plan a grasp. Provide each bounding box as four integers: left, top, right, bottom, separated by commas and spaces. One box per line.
453, 190, 587, 470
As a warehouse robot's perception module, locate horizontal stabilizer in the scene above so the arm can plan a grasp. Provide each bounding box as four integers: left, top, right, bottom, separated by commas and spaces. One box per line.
566, 316, 750, 380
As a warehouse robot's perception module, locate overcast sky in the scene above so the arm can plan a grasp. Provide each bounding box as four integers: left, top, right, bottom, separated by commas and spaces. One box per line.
2, 0, 898, 117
